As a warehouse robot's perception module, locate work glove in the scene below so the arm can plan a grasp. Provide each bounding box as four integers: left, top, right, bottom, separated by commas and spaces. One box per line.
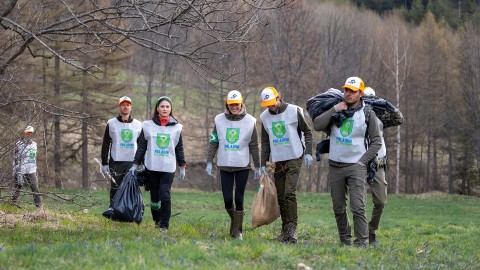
304, 154, 313, 168
137, 164, 145, 173
101, 165, 110, 175
253, 167, 260, 181
178, 167, 186, 181
205, 162, 213, 176
261, 166, 267, 175
129, 164, 138, 174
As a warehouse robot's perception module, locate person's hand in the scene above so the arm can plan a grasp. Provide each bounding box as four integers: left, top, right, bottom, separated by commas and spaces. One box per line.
334, 101, 348, 112
261, 166, 267, 175
101, 165, 110, 175
253, 167, 260, 181
178, 167, 186, 181
137, 164, 145, 173
205, 162, 213, 176
304, 154, 313, 168
129, 164, 138, 174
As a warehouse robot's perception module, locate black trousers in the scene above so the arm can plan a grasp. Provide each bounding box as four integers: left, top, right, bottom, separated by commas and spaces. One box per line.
220, 169, 249, 211
147, 169, 174, 228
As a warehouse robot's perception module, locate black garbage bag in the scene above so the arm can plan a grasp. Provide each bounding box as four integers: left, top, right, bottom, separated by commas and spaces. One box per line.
367, 159, 377, 184
363, 96, 402, 128
112, 171, 144, 224
315, 139, 330, 161
306, 88, 344, 121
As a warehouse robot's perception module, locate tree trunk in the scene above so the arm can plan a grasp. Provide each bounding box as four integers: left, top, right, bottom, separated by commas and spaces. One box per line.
447, 133, 454, 194
53, 52, 63, 189
82, 69, 89, 189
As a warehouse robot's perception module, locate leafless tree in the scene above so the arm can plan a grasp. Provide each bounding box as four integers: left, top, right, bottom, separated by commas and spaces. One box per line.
375, 12, 411, 194
1, 0, 292, 80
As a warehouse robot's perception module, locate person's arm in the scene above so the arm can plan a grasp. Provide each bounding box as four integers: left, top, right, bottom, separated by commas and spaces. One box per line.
133, 130, 147, 165
260, 123, 271, 166
389, 108, 404, 127
101, 123, 111, 165
175, 134, 187, 167
206, 125, 219, 163
297, 108, 313, 155
249, 123, 260, 168
313, 106, 337, 132
358, 112, 382, 165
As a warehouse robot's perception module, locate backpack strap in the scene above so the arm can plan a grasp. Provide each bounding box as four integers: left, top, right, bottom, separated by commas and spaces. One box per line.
363, 103, 373, 148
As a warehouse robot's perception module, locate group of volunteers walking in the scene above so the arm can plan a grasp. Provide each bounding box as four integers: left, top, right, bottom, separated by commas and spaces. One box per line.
12, 75, 402, 248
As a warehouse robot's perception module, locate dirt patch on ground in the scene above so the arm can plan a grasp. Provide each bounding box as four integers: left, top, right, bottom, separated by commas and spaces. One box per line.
0, 208, 75, 229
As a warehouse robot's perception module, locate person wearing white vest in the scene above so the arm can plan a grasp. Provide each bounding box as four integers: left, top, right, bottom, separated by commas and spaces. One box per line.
314, 77, 382, 248
11, 125, 42, 208
206, 90, 260, 240
259, 86, 313, 244
363, 86, 404, 245
100, 96, 142, 218
132, 96, 186, 232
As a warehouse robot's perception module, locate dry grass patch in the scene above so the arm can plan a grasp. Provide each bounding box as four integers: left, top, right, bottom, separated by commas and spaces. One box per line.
0, 208, 75, 229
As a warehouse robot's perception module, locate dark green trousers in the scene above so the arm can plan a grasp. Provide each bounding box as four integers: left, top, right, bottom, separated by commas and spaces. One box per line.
329, 163, 368, 246
273, 158, 302, 227
367, 165, 387, 234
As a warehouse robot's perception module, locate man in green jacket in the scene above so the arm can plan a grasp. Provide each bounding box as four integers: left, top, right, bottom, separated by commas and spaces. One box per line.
260, 86, 313, 244
314, 77, 382, 248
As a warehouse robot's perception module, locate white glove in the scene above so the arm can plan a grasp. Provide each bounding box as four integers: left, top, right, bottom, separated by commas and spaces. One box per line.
178, 167, 186, 181
205, 162, 213, 176
101, 165, 110, 175
304, 154, 313, 168
253, 167, 260, 181
261, 166, 267, 175
129, 164, 138, 173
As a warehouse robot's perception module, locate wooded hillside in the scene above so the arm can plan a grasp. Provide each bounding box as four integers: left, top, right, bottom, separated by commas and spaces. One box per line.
1, 0, 478, 195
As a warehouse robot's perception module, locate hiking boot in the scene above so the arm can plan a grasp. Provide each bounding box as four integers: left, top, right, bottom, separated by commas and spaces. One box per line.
102, 207, 114, 219
285, 222, 297, 244
232, 210, 244, 240
354, 242, 368, 249
369, 232, 378, 244
340, 241, 352, 246
226, 208, 234, 237
276, 225, 288, 242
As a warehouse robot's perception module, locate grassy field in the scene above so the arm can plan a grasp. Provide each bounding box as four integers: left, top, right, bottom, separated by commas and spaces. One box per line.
0, 189, 479, 270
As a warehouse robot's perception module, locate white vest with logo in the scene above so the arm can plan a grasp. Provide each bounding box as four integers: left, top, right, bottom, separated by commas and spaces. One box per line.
377, 120, 386, 158
143, 120, 182, 173
108, 118, 142, 162
260, 105, 304, 162
329, 108, 368, 163
14, 140, 37, 174
215, 113, 256, 167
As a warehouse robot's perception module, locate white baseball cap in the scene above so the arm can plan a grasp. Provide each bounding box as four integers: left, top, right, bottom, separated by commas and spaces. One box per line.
364, 87, 376, 96
24, 125, 34, 134
226, 90, 243, 104
261, 87, 279, 107
118, 96, 132, 105
342, 77, 365, 92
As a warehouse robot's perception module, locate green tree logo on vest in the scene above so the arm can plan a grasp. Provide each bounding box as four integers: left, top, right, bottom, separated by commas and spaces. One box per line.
226, 128, 240, 144
121, 129, 133, 142
340, 120, 354, 137
272, 121, 286, 138
157, 133, 170, 149
28, 149, 36, 163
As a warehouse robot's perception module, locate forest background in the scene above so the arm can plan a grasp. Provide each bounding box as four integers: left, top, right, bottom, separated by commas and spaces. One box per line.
1, 0, 479, 200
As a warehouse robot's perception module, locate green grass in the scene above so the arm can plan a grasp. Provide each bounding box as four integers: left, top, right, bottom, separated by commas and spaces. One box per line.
1, 190, 479, 269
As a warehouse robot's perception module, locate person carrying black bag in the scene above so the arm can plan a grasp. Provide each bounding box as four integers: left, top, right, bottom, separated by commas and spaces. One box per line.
131, 96, 186, 232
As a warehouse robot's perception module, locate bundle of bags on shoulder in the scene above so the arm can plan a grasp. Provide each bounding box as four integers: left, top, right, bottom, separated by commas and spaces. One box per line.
306, 88, 401, 160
